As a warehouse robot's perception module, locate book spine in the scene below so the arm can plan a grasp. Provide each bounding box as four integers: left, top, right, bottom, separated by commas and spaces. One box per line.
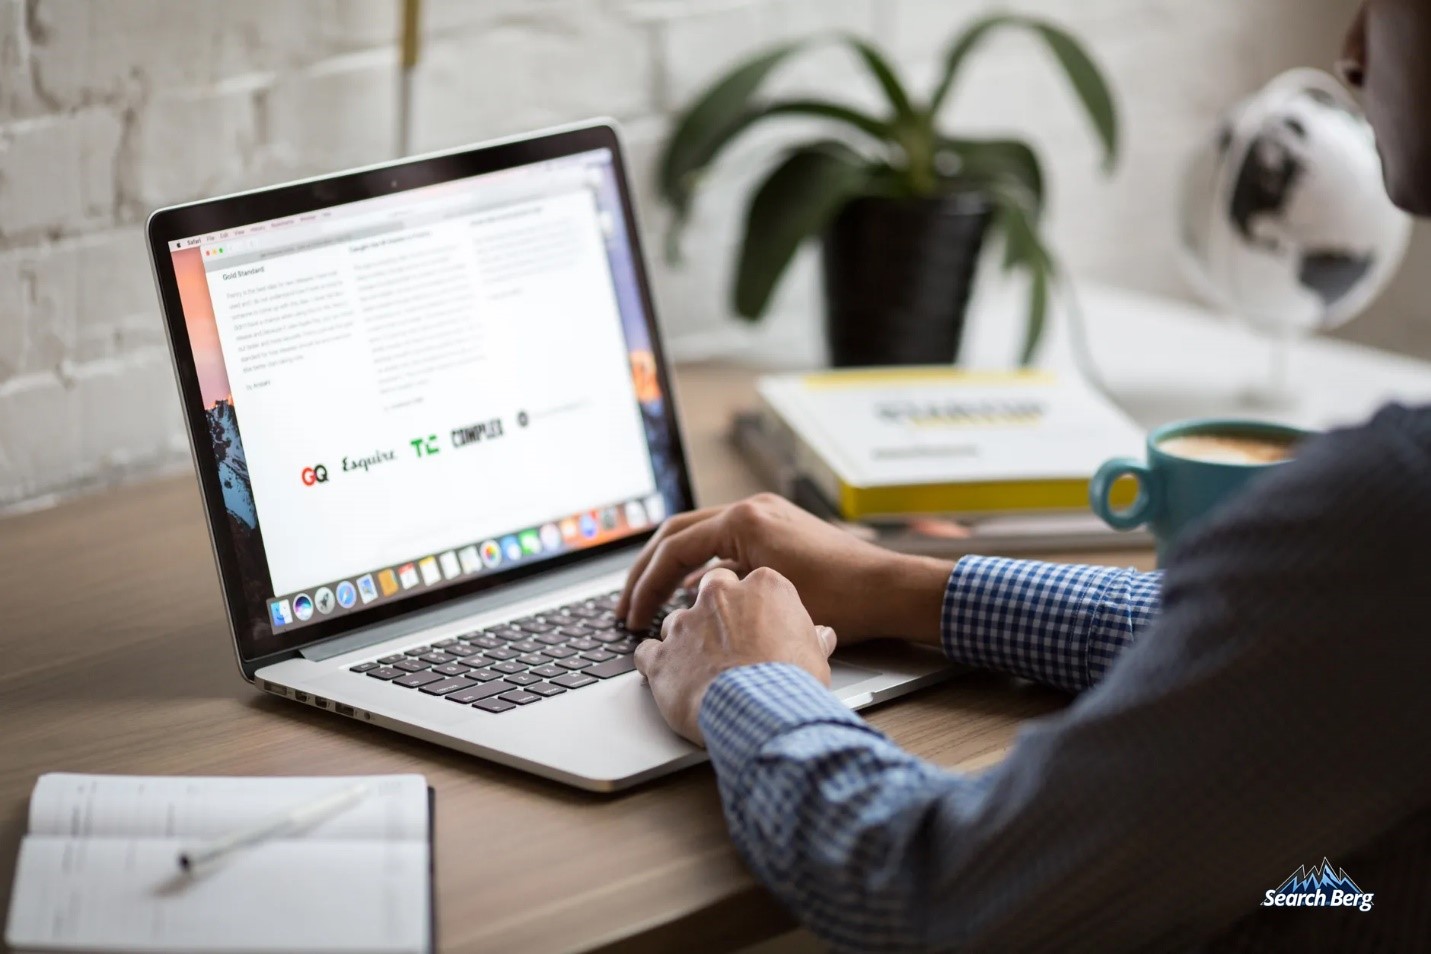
755, 392, 849, 516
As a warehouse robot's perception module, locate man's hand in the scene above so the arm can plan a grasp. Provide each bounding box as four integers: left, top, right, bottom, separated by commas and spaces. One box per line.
618, 494, 952, 645
634, 566, 836, 745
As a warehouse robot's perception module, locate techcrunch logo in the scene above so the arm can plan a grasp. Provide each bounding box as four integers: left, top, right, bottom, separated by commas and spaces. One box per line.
1262, 859, 1373, 912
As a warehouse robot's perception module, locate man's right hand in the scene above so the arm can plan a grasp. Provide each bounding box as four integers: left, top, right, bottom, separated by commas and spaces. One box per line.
617, 493, 953, 646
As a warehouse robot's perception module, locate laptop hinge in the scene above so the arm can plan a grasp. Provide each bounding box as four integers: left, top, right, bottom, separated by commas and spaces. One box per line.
298, 548, 637, 663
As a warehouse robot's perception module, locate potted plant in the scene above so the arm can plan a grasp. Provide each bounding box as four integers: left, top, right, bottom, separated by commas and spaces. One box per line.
658, 14, 1119, 366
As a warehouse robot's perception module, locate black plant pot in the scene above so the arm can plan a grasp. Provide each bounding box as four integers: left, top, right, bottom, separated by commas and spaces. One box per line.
820, 193, 992, 367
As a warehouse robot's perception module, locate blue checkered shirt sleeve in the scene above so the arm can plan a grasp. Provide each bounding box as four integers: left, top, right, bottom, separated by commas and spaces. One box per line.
943, 556, 1163, 692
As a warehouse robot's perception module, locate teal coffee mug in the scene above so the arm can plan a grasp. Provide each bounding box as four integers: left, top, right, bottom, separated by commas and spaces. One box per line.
1090, 418, 1311, 563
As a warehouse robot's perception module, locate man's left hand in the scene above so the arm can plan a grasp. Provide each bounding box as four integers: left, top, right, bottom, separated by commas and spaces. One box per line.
634, 566, 837, 745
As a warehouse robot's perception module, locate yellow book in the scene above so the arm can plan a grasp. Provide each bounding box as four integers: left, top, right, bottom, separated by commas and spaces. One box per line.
756, 368, 1143, 520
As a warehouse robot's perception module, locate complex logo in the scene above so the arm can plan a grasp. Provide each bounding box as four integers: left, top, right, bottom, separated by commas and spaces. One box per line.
1262, 859, 1373, 912
451, 418, 504, 448
342, 449, 396, 474
410, 434, 440, 458
300, 464, 329, 486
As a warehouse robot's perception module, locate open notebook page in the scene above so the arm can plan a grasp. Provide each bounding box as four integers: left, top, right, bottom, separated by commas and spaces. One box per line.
6, 774, 431, 954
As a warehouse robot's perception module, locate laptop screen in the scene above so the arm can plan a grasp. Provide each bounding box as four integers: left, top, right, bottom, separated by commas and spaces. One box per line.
162, 143, 684, 653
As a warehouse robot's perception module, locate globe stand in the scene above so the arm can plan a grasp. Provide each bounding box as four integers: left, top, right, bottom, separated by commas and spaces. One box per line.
1238, 326, 1299, 410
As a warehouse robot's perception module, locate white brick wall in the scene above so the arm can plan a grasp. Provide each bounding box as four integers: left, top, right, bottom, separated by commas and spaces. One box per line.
0, 0, 1405, 512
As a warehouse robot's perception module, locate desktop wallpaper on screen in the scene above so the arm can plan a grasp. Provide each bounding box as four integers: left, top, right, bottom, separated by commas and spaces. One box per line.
172, 157, 683, 642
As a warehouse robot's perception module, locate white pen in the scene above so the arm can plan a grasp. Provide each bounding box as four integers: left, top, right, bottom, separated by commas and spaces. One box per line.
177, 782, 371, 874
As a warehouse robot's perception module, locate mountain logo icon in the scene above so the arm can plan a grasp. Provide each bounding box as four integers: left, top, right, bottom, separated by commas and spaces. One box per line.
1261, 858, 1374, 912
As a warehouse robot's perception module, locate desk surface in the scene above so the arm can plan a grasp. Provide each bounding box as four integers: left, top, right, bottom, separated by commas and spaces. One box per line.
0, 364, 1153, 954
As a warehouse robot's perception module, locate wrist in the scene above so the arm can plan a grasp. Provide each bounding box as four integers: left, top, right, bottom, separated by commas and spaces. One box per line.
862, 554, 955, 645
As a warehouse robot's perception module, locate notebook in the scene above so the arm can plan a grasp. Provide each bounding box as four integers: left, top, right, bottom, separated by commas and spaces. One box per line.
5, 773, 434, 954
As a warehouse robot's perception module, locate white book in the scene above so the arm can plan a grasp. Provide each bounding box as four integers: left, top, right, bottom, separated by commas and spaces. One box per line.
757, 368, 1145, 520
5, 774, 432, 954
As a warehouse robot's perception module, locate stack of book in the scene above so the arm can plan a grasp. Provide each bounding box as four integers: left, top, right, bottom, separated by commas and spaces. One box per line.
733, 368, 1152, 556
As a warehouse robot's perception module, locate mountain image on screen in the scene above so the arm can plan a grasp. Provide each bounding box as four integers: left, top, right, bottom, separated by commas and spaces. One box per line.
206, 399, 273, 613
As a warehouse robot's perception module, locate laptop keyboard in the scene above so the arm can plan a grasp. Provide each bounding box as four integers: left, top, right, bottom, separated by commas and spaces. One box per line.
346, 588, 693, 713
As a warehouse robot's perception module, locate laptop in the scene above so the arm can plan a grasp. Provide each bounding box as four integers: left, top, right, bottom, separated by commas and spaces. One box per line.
147, 120, 958, 791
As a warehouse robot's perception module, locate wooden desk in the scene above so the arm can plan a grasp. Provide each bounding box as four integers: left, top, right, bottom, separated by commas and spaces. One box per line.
0, 364, 1154, 953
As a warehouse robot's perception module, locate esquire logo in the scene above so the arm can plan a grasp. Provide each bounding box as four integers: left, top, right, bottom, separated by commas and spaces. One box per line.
1262, 859, 1373, 912
342, 449, 396, 474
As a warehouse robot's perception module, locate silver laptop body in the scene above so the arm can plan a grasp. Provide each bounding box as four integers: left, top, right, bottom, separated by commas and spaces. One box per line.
148, 120, 958, 792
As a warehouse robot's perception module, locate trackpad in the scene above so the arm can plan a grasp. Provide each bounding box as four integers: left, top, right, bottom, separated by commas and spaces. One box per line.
830, 660, 881, 692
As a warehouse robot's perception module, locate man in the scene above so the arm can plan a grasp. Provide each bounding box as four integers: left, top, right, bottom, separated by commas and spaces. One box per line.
621, 2, 1431, 950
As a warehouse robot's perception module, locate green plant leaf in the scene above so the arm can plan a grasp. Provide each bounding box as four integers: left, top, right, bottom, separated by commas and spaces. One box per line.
926, 13, 1010, 116
733, 142, 872, 321
842, 35, 918, 125
659, 42, 808, 237
943, 137, 1046, 235
660, 99, 890, 263
983, 180, 1057, 365
927, 15, 1118, 171
1026, 21, 1119, 172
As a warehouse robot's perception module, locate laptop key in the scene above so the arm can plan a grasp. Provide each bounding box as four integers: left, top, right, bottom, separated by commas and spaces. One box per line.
503, 672, 541, 686
531, 664, 565, 678
394, 670, 444, 688
491, 660, 527, 675
473, 698, 517, 713
534, 633, 566, 646
484, 648, 518, 661
432, 662, 471, 677
394, 659, 429, 673
527, 682, 567, 697
446, 680, 516, 704
432, 638, 459, 648
498, 690, 541, 705
517, 653, 547, 666
541, 646, 576, 659
460, 668, 502, 682
349, 661, 379, 673
445, 644, 478, 657
557, 658, 592, 671
609, 640, 637, 654
589, 630, 624, 643
581, 649, 617, 662
379, 654, 407, 664
470, 635, 503, 649
586, 656, 638, 679
510, 639, 543, 653
567, 638, 599, 652
365, 666, 404, 681
420, 676, 479, 696
551, 673, 598, 689
488, 626, 524, 640
521, 622, 555, 634
404, 647, 429, 656
419, 652, 455, 665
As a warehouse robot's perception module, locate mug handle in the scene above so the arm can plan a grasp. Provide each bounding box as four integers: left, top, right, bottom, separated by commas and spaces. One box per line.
1089, 458, 1160, 531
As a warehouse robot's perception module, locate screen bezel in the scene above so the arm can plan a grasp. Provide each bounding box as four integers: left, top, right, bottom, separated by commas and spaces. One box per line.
147, 121, 695, 669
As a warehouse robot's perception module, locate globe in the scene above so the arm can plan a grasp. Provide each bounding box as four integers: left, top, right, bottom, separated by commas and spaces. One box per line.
1179, 68, 1411, 340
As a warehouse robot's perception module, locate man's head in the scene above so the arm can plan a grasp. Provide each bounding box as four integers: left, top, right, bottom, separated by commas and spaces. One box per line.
1341, 0, 1431, 214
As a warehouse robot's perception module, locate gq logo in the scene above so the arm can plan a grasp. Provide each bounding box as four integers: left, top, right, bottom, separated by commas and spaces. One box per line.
300, 464, 329, 486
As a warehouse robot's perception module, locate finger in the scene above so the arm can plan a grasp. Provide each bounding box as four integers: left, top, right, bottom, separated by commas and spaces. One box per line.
634, 637, 661, 677
616, 506, 722, 618
696, 565, 739, 597
625, 512, 740, 629
680, 559, 741, 591
815, 625, 838, 658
